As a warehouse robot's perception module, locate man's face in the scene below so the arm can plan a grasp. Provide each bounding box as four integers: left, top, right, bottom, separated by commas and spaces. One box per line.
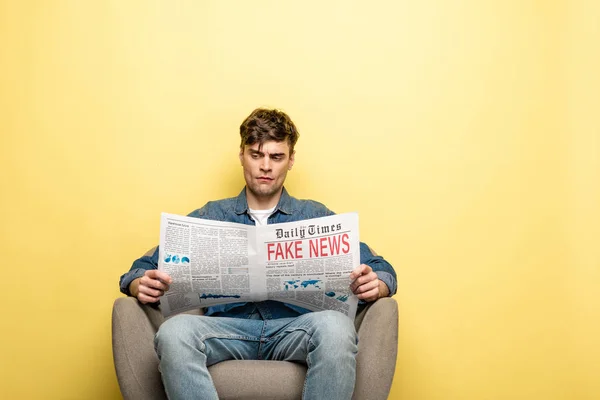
239, 140, 295, 205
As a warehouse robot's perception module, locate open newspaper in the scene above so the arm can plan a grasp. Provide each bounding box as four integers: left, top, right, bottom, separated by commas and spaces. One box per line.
158, 212, 360, 319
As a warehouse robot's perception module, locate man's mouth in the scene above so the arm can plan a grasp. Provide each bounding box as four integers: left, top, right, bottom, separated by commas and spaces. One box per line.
257, 176, 273, 182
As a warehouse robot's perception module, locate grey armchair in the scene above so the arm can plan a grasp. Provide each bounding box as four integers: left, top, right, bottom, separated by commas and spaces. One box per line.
112, 296, 398, 400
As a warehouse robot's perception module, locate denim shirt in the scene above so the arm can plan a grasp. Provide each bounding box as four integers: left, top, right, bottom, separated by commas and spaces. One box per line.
119, 187, 397, 319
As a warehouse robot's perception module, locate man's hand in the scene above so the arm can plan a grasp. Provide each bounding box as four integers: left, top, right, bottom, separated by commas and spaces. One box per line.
349, 264, 389, 302
129, 270, 172, 304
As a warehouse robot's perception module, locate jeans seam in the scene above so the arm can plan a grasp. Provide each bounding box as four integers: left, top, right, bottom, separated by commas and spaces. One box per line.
197, 334, 261, 358
301, 335, 316, 400
199, 334, 260, 342
257, 320, 268, 359
268, 326, 311, 342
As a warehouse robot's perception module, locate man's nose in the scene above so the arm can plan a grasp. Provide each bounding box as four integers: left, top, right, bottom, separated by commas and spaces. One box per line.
260, 158, 271, 171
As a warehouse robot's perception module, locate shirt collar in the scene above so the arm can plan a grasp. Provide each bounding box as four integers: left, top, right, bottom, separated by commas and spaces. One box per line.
234, 187, 294, 215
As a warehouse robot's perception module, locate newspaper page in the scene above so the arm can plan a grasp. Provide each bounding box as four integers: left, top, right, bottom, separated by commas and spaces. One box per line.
158, 212, 360, 319
255, 214, 360, 318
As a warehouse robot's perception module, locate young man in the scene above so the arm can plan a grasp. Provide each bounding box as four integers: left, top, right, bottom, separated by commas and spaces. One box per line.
119, 108, 397, 400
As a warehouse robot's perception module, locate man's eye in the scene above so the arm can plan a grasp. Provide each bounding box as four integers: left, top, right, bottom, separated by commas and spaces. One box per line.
251, 153, 260, 159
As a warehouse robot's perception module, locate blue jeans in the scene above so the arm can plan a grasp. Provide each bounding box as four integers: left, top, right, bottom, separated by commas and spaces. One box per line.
154, 310, 359, 400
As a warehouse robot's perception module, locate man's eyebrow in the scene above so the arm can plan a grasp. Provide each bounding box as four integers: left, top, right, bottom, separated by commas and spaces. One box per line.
248, 149, 286, 157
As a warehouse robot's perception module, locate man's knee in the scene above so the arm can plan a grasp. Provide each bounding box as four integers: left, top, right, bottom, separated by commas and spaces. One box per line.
155, 314, 207, 355
310, 310, 356, 333
307, 311, 358, 351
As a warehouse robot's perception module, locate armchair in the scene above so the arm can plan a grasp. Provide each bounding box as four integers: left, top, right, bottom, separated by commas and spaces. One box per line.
112, 297, 398, 399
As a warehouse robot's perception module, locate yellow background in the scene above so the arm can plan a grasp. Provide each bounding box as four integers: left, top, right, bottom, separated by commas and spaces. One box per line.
1, 1, 598, 399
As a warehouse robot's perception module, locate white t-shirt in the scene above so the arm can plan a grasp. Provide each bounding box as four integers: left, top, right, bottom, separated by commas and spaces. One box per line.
248, 206, 276, 226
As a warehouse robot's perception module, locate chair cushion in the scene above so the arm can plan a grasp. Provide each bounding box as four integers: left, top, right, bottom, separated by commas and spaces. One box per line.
210, 360, 306, 400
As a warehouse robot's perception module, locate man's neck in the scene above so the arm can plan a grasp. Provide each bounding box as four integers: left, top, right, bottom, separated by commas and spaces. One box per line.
246, 188, 282, 210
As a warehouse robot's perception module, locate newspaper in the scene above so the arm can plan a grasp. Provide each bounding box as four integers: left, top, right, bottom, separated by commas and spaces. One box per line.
158, 212, 360, 319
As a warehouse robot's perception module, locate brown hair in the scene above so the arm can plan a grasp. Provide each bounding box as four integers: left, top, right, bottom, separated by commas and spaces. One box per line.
239, 108, 299, 152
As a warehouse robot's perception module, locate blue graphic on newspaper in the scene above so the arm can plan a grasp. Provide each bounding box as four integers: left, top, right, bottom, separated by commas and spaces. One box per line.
164, 253, 190, 265
325, 291, 350, 302
283, 279, 323, 291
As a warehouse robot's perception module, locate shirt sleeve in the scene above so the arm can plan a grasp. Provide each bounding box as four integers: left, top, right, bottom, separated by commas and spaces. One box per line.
118, 205, 213, 296
119, 247, 160, 296
359, 242, 397, 296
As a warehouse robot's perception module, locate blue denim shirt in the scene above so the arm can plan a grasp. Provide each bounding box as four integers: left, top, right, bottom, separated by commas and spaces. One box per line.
119, 187, 397, 319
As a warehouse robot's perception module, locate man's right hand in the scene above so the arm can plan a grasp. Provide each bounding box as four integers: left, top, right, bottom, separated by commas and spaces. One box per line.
129, 270, 172, 304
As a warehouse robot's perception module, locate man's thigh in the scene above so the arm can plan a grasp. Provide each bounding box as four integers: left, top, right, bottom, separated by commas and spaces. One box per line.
261, 310, 357, 362
155, 314, 265, 366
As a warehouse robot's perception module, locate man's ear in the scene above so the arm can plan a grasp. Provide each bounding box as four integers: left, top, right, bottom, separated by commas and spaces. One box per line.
239, 148, 244, 165
289, 151, 295, 169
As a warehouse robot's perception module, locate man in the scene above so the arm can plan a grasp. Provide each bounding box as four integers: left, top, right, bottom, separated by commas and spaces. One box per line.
119, 108, 397, 400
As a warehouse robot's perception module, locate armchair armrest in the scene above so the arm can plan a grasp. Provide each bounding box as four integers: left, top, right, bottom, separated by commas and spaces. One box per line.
352, 297, 399, 400
112, 297, 166, 400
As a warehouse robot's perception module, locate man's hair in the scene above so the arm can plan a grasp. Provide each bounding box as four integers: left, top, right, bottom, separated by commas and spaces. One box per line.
239, 108, 299, 152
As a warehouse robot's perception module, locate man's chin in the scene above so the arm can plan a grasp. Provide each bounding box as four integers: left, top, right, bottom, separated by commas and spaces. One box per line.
247, 184, 281, 199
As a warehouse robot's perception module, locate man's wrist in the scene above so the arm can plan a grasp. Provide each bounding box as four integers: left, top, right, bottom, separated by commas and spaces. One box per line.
378, 279, 390, 298
374, 271, 395, 296
129, 278, 141, 298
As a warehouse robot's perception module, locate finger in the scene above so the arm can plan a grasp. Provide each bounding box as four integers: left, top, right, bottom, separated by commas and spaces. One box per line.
145, 269, 173, 285
138, 284, 164, 298
356, 286, 379, 302
137, 292, 161, 304
349, 271, 378, 291
141, 275, 170, 291
351, 279, 379, 295
349, 264, 371, 280
350, 264, 370, 279
356, 278, 379, 294
353, 271, 378, 287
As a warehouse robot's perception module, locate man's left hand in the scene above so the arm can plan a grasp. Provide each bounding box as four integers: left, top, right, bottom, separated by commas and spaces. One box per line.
349, 264, 390, 302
